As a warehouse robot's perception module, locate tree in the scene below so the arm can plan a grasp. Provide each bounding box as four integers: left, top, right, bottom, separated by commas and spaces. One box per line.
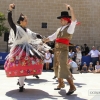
0, 12, 9, 36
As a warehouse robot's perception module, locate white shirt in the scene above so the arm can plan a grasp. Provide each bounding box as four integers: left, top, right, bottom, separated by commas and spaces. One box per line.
69, 52, 75, 58
69, 61, 78, 68
95, 65, 100, 69
48, 20, 77, 41
44, 52, 52, 63
88, 50, 100, 58
45, 53, 51, 59
76, 51, 82, 60
52, 54, 54, 58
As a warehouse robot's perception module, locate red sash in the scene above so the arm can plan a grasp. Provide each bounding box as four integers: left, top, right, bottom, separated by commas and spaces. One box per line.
55, 38, 69, 45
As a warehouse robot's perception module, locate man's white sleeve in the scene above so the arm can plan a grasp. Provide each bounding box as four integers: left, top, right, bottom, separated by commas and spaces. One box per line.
67, 20, 77, 34
88, 51, 91, 55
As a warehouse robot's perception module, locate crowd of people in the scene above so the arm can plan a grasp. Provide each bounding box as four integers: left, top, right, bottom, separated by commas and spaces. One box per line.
68, 44, 100, 74
43, 43, 100, 74
80, 61, 100, 73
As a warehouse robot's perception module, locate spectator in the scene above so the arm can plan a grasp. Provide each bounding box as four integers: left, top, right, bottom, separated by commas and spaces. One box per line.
81, 62, 88, 73
50, 50, 54, 70
44, 50, 52, 70
84, 44, 90, 55
75, 46, 82, 70
81, 45, 85, 56
68, 49, 75, 60
88, 62, 94, 73
69, 58, 79, 74
87, 46, 100, 67
94, 61, 100, 73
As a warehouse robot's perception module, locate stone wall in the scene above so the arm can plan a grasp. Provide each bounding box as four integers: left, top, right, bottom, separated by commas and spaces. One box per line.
0, 0, 100, 51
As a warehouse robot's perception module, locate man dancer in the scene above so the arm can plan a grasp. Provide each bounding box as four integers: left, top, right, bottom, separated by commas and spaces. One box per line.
43, 4, 77, 95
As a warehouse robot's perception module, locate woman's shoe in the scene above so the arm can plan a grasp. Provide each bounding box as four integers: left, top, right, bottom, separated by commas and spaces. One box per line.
19, 86, 24, 92
35, 75, 39, 79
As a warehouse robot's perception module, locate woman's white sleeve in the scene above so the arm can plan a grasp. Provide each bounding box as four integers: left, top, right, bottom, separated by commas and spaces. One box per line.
28, 29, 37, 38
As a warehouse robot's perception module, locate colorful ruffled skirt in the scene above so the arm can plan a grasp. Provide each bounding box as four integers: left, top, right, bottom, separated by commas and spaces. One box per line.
4, 45, 43, 77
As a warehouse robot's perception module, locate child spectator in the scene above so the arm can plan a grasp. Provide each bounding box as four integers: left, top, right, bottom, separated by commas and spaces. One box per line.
81, 62, 88, 73
88, 62, 94, 73
94, 61, 100, 73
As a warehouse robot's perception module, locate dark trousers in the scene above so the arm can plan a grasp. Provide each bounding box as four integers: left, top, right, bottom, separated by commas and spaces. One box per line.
91, 57, 99, 67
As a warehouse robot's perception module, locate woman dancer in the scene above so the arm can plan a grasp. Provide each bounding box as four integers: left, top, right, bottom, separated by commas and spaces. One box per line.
4, 3, 44, 92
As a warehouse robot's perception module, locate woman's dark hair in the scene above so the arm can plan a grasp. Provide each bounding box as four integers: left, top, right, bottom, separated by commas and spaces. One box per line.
17, 13, 25, 24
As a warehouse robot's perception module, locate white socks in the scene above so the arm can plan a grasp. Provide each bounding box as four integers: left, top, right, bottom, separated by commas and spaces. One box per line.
19, 76, 26, 87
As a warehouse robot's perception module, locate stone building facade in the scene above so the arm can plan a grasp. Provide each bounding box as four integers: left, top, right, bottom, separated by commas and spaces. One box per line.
0, 0, 100, 52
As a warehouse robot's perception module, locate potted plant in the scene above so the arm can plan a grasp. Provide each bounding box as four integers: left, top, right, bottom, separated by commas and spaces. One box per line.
0, 12, 9, 36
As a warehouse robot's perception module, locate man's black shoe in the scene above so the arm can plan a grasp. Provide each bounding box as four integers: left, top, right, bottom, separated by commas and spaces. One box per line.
54, 88, 61, 90
53, 76, 56, 79
66, 89, 76, 95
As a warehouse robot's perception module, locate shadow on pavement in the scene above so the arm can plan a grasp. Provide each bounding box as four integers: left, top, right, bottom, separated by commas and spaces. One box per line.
58, 90, 87, 100
6, 89, 57, 100
53, 82, 86, 88
25, 78, 53, 86
65, 82, 86, 88
5, 88, 87, 100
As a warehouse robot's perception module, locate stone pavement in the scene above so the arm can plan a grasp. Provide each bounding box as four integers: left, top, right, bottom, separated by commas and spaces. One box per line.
0, 67, 100, 100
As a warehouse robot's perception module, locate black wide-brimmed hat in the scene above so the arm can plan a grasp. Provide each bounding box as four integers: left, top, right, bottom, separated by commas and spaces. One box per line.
57, 11, 71, 19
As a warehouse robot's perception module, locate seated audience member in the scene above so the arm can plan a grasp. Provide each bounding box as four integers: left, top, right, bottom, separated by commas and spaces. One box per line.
88, 62, 94, 73
68, 58, 79, 74
81, 62, 88, 73
94, 61, 100, 73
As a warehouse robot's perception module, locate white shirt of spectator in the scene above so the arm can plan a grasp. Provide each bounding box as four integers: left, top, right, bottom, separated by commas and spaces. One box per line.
69, 61, 78, 68
44, 53, 52, 63
69, 52, 74, 58
48, 20, 77, 41
88, 50, 100, 57
95, 65, 100, 69
76, 51, 82, 60
52, 54, 54, 58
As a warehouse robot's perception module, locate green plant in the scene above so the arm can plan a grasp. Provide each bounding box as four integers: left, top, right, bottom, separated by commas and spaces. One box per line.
0, 12, 9, 36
